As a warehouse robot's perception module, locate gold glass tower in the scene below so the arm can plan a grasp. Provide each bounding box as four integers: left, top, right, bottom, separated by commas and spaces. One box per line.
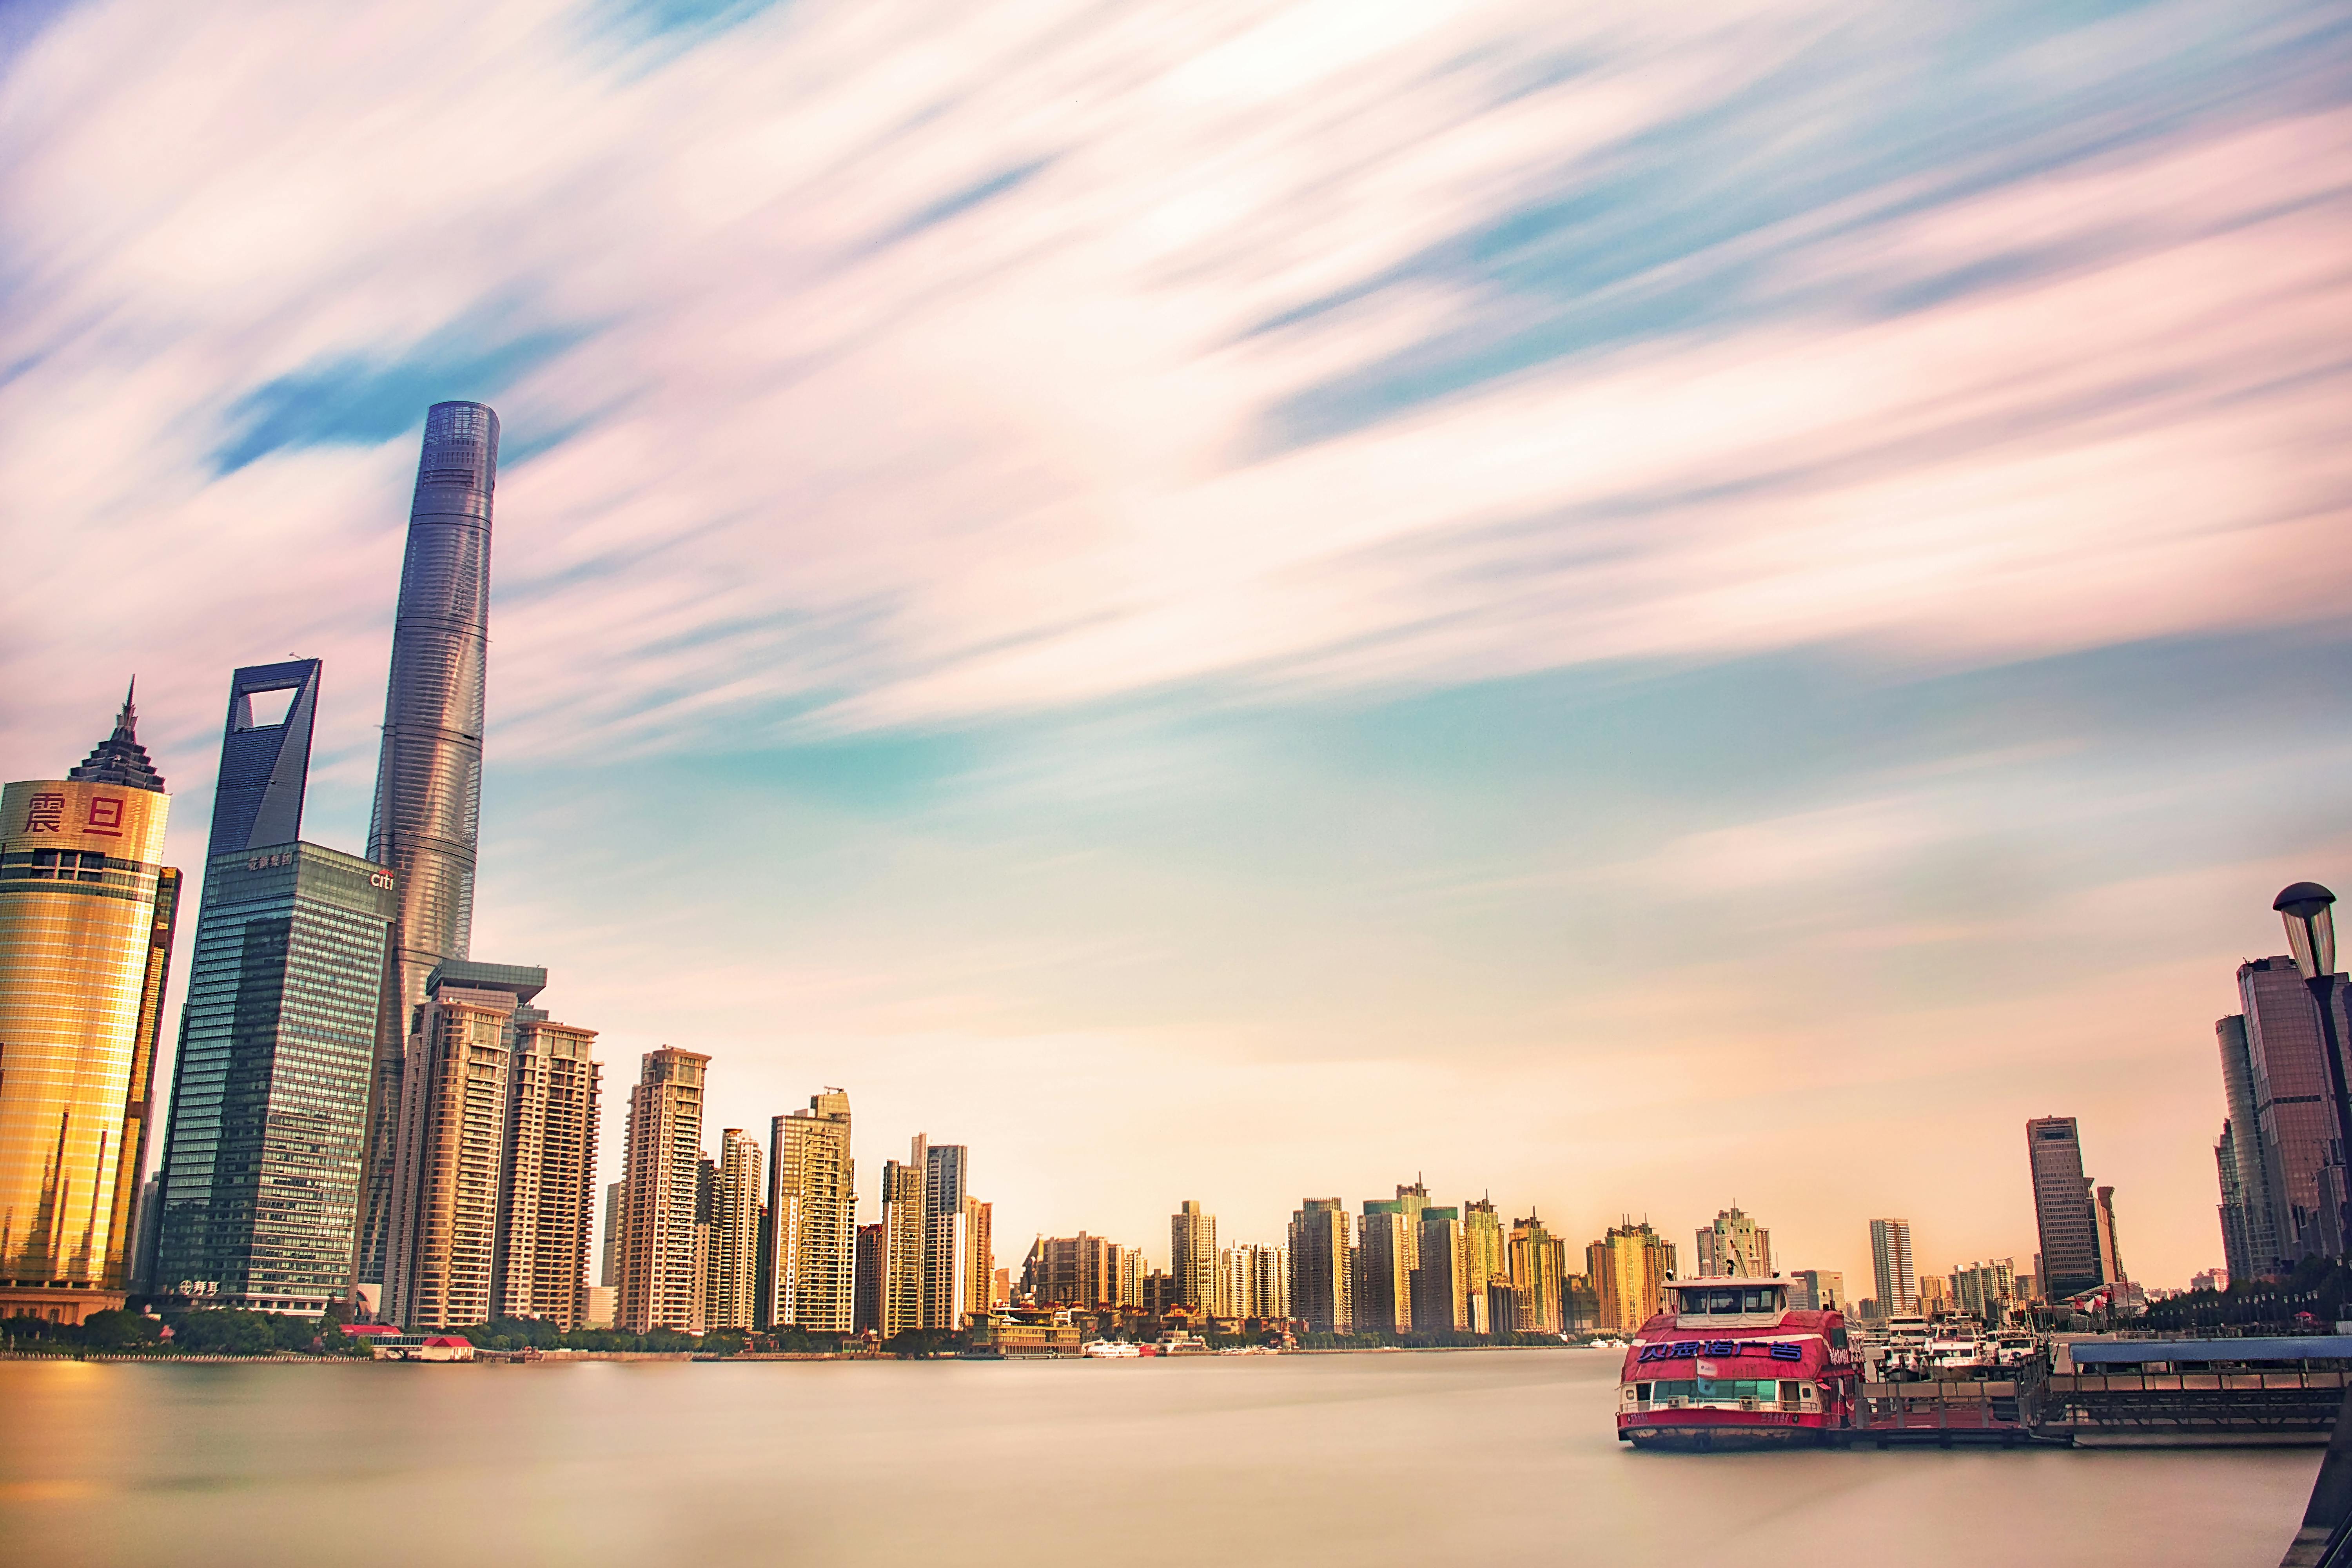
0, 693, 180, 1323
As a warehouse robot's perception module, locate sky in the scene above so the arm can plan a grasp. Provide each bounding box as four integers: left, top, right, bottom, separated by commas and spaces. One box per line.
4, 0, 2349, 1297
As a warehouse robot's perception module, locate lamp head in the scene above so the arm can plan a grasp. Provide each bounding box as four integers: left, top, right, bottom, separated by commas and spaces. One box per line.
2275, 882, 2338, 980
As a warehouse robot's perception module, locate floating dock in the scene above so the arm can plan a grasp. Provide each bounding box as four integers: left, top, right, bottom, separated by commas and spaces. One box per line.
1851, 1336, 2352, 1448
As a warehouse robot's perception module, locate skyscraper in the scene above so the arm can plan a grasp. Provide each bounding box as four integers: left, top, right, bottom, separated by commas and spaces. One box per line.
359, 403, 501, 1294
600, 1180, 625, 1289
2238, 957, 2352, 1263
876, 1156, 925, 1338
0, 694, 180, 1322
1869, 1216, 1919, 1314
492, 1015, 600, 1328
152, 661, 399, 1317
2024, 1119, 2101, 1301
707, 1129, 762, 1332
1694, 1205, 1771, 1277
1355, 1202, 1413, 1334
2216, 1013, 2282, 1280
768, 1088, 855, 1334
1171, 1200, 1218, 1314
964, 1197, 993, 1323
616, 1047, 710, 1334
382, 965, 543, 1328
1411, 1206, 1470, 1333
1463, 1198, 1504, 1335
1584, 1220, 1668, 1334
2092, 1185, 2124, 1288
1029, 1233, 1118, 1307
1288, 1198, 1352, 1334
370, 402, 500, 1016
916, 1137, 973, 1331
206, 661, 319, 855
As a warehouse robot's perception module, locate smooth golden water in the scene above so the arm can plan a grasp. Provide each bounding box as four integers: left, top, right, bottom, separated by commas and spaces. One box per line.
0, 1351, 2316, 1566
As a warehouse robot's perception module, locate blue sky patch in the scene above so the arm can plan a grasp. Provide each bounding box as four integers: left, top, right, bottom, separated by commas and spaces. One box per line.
212, 324, 587, 474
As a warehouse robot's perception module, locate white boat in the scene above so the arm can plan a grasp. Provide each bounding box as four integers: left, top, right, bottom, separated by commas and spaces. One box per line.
1081, 1339, 1141, 1358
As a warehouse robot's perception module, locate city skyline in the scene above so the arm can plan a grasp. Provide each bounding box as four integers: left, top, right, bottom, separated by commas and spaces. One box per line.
7, 0, 2351, 1297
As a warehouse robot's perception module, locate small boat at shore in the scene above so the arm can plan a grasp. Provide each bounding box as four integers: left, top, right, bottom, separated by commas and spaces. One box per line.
1081, 1340, 1141, 1358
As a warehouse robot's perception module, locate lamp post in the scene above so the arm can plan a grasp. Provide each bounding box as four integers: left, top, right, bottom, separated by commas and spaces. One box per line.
2276, 882, 2352, 1260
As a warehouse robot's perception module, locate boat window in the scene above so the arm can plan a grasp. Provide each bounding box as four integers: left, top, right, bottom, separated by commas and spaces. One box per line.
1828, 1326, 1848, 1349
1706, 1290, 1742, 1313
1664, 1376, 1779, 1401
1742, 1289, 1779, 1312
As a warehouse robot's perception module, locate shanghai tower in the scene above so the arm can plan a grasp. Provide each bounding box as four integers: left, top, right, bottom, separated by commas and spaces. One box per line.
370, 400, 498, 1008
355, 401, 498, 1295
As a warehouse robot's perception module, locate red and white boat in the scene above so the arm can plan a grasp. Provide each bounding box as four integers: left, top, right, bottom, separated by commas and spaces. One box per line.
1616, 1277, 1858, 1450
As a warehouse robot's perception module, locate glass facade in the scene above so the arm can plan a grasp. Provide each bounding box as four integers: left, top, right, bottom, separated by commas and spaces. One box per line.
0, 752, 176, 1318
369, 401, 498, 1018
152, 845, 397, 1310
358, 401, 499, 1295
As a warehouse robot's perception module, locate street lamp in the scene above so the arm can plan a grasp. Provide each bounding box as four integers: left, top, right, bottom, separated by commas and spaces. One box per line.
2276, 882, 2352, 1262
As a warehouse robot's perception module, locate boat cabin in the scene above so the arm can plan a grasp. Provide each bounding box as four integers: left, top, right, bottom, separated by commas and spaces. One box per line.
1672, 1278, 1788, 1330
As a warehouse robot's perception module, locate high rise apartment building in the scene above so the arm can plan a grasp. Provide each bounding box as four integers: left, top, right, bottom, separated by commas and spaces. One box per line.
876, 1156, 926, 1337
1355, 1202, 1413, 1334
1463, 1198, 1504, 1335
1171, 1200, 1218, 1314
1288, 1198, 1352, 1334
1411, 1206, 1470, 1333
916, 1138, 973, 1331
1584, 1220, 1668, 1334
490, 1016, 599, 1327
1030, 1233, 1119, 1307
2236, 958, 2352, 1264
1211, 1242, 1289, 1320
964, 1198, 993, 1323
358, 404, 501, 1296
853, 1221, 885, 1333
1249, 1243, 1289, 1322
768, 1088, 855, 1333
2024, 1120, 2102, 1301
601, 1180, 624, 1288
0, 697, 180, 1323
1695, 1205, 1771, 1278
152, 662, 401, 1318
382, 969, 536, 1327
616, 1048, 709, 1334
1950, 1259, 2016, 1320
1869, 1217, 1919, 1314
705, 1129, 762, 1332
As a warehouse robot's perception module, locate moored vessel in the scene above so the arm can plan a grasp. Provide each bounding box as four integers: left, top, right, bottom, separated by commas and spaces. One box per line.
1617, 1277, 1858, 1450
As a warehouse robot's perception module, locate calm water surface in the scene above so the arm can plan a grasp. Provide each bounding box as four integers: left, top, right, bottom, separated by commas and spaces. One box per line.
0, 1350, 2316, 1566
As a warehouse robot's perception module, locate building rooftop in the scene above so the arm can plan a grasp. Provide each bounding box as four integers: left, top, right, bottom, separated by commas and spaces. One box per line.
425, 959, 548, 1004
67, 682, 166, 792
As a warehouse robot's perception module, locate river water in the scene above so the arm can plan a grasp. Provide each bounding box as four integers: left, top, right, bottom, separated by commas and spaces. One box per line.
0, 1349, 2318, 1566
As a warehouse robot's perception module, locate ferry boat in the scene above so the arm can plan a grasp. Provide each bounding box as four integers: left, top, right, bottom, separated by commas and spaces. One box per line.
1080, 1339, 1142, 1359
1617, 1277, 1858, 1450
